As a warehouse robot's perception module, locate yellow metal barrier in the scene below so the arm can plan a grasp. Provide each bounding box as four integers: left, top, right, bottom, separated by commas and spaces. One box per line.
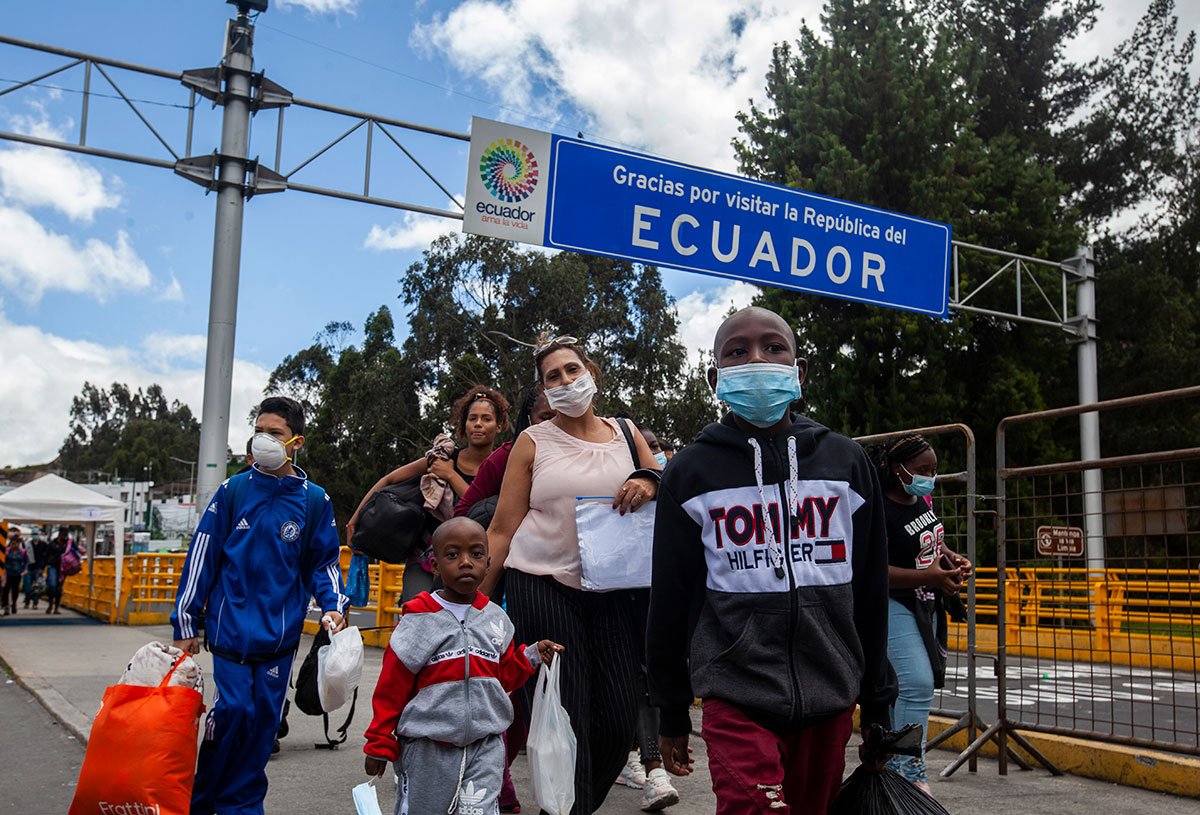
947, 566, 1200, 671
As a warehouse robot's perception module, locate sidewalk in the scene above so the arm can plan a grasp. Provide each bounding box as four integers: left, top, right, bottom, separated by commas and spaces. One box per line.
0, 612, 1188, 814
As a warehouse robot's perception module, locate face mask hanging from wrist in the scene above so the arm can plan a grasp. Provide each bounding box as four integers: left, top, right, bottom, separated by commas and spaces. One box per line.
715, 363, 802, 428
544, 371, 597, 418
250, 433, 297, 471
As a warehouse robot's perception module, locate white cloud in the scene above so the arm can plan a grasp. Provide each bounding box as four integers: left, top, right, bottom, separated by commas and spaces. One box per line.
141, 332, 207, 372
416, 1, 824, 172
364, 210, 457, 251
0, 145, 121, 222
0, 206, 151, 302
675, 280, 758, 367
159, 274, 183, 302
276, 0, 358, 13
0, 312, 270, 467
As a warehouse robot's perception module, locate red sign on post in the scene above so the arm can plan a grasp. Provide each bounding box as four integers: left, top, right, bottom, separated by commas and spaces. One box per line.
1036, 525, 1084, 557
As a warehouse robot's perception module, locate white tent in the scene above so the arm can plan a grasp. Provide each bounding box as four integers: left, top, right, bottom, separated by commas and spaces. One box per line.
0, 474, 128, 609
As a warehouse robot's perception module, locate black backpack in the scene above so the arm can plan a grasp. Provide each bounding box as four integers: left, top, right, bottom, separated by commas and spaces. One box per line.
294, 627, 357, 749
351, 479, 432, 564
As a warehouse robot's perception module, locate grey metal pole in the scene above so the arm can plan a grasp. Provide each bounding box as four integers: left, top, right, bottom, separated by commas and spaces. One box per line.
1074, 246, 1104, 575
195, 12, 255, 510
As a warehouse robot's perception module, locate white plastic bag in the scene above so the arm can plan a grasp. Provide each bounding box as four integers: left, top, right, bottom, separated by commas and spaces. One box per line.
575, 498, 656, 590
527, 653, 576, 815
317, 624, 363, 713
352, 778, 384, 815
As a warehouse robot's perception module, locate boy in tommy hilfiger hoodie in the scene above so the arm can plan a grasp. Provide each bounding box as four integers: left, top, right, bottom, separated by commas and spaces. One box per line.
364, 517, 562, 815
647, 307, 897, 815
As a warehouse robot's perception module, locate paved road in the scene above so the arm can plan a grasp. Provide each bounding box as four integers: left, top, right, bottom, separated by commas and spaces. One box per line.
934, 651, 1200, 751
0, 614, 1190, 814
0, 665, 85, 812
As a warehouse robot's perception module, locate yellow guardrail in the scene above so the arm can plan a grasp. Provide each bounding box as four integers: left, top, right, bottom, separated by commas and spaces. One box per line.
947, 566, 1200, 671
63, 554, 1199, 670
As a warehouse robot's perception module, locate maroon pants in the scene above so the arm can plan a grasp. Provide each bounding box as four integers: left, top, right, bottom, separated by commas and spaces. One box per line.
701, 699, 854, 815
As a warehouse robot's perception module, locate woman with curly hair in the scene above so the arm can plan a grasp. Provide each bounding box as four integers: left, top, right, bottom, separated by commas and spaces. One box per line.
348, 384, 511, 600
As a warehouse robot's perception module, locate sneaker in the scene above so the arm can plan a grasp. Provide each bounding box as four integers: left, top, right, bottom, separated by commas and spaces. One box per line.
616, 751, 646, 789
640, 768, 679, 811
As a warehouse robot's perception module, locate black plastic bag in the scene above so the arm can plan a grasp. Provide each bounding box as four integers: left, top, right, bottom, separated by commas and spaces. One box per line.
830, 724, 950, 815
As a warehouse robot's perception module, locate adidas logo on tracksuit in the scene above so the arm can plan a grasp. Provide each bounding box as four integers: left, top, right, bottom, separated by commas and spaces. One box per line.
236, 518, 250, 530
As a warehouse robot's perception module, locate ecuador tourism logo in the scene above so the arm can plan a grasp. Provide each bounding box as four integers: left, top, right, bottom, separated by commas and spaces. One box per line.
479, 138, 539, 203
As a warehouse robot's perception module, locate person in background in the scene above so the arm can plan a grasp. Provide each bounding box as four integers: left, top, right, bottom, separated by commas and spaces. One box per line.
648, 307, 896, 815
638, 427, 669, 470
453, 387, 555, 520
348, 385, 510, 602
660, 439, 675, 462
171, 396, 348, 815
482, 335, 663, 814
3, 529, 26, 615
25, 533, 47, 609
873, 434, 972, 795
43, 527, 70, 615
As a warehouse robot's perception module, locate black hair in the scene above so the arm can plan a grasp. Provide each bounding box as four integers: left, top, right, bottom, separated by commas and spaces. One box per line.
450, 385, 511, 437
258, 396, 305, 436
513, 385, 542, 435
661, 439, 675, 452
867, 434, 932, 489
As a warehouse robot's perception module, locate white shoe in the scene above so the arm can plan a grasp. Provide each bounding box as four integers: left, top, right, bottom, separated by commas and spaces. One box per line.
616, 751, 646, 788
640, 768, 680, 811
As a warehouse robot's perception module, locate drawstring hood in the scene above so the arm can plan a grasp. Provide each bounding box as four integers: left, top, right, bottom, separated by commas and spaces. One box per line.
747, 437, 788, 580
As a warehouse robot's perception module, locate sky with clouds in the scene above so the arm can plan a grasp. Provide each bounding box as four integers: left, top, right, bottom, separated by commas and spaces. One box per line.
0, 0, 1193, 467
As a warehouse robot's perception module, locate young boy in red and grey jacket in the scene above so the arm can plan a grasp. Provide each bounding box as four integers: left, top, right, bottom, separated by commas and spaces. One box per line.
647, 307, 897, 815
364, 517, 561, 815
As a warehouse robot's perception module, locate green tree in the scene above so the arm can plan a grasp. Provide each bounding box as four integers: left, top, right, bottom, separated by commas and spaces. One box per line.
264, 307, 428, 530
400, 234, 716, 446
734, 0, 1078, 467
58, 382, 200, 488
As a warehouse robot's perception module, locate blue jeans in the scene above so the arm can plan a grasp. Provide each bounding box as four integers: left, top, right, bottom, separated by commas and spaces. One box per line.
886, 598, 935, 784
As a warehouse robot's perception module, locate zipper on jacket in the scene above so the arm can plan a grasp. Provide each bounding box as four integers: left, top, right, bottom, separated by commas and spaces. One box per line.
460, 613, 471, 744
767, 438, 802, 722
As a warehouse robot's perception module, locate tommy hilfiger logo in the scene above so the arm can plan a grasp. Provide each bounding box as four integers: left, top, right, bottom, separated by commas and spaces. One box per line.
236, 518, 250, 530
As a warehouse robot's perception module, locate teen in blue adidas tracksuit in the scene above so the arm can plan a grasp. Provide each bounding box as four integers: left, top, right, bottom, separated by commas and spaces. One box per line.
172, 397, 348, 815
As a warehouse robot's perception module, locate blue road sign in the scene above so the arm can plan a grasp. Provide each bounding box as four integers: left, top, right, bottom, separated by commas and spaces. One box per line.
463, 118, 951, 317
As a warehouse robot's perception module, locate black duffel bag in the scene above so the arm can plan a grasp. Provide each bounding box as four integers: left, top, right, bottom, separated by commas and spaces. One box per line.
350, 479, 430, 564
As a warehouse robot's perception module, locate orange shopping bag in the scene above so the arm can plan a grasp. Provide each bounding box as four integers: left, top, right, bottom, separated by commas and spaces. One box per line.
69, 653, 205, 815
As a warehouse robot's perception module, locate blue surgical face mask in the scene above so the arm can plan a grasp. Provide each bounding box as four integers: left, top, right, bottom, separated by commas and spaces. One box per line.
901, 464, 936, 497
654, 451, 668, 468
715, 362, 802, 428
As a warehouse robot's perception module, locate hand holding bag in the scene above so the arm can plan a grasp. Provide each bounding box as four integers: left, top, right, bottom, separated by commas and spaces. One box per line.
527, 653, 576, 815
69, 652, 205, 815
318, 624, 364, 713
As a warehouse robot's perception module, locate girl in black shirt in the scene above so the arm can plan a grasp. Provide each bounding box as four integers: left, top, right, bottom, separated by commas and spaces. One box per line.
874, 435, 971, 795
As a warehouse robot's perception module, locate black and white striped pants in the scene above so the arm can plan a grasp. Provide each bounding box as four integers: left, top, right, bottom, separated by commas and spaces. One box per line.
506, 568, 639, 815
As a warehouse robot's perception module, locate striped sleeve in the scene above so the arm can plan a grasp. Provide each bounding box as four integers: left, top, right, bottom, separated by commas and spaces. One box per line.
304, 493, 348, 616
170, 482, 229, 640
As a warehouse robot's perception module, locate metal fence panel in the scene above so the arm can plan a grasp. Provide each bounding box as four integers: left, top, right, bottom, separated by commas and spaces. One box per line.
996, 386, 1200, 764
